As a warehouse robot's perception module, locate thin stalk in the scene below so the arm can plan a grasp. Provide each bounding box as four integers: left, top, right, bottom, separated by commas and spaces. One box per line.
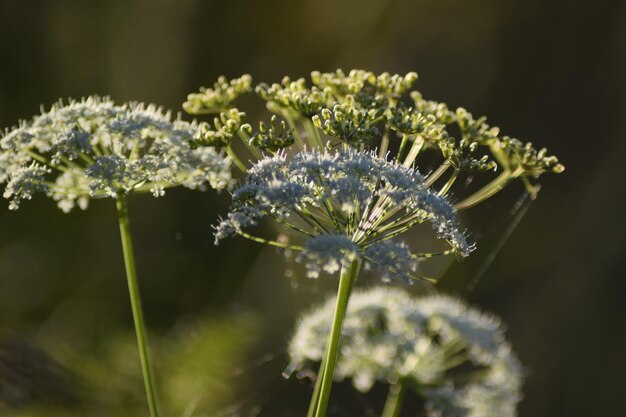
402, 136, 424, 167
283, 113, 306, 151
312, 260, 361, 417
424, 162, 450, 187
116, 196, 161, 417
226, 146, 247, 173
311, 122, 324, 149
379, 129, 390, 158
24, 149, 68, 173
397, 134, 410, 160
306, 356, 326, 417
454, 168, 522, 211
296, 210, 331, 235
438, 169, 459, 196
236, 230, 304, 250
304, 120, 323, 149
78, 152, 96, 165
237, 130, 262, 160
381, 382, 406, 417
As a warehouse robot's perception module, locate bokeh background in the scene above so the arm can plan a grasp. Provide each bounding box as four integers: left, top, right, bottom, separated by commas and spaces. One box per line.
1, 0, 625, 416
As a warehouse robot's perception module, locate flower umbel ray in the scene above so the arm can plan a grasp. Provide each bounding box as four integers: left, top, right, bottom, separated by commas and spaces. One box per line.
215, 149, 471, 283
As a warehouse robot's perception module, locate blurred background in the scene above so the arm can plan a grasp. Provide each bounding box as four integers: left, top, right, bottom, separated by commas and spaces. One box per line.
0, 0, 624, 416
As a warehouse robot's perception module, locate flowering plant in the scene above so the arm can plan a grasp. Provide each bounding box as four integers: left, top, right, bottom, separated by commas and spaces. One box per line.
192, 69, 561, 417
0, 96, 234, 417
1, 68, 563, 417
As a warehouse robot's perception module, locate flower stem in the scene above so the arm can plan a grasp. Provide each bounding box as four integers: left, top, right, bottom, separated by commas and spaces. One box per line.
311, 260, 361, 417
381, 381, 406, 417
454, 168, 522, 211
116, 196, 161, 417
402, 136, 424, 167
226, 146, 248, 173
306, 356, 326, 417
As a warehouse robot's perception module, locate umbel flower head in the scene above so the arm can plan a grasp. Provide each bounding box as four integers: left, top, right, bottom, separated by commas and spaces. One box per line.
288, 287, 523, 417
214, 149, 472, 283
249, 69, 563, 206
0, 96, 233, 212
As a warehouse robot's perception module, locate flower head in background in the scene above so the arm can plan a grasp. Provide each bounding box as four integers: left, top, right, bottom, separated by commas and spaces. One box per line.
215, 149, 471, 283
0, 96, 233, 212
288, 287, 523, 417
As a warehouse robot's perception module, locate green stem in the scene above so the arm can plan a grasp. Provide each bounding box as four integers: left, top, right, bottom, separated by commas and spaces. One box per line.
116, 196, 161, 417
312, 260, 361, 417
397, 134, 410, 160
454, 168, 522, 211
381, 381, 406, 417
226, 146, 247, 173
237, 130, 262, 160
306, 356, 326, 417
402, 136, 424, 167
438, 169, 459, 196
283, 113, 306, 151
237, 230, 304, 250
379, 128, 390, 158
304, 120, 323, 149
424, 161, 450, 187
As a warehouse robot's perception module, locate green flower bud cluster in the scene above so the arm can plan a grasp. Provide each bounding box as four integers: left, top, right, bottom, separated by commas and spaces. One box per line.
439, 138, 498, 172
312, 102, 383, 146
311, 69, 376, 97
386, 106, 446, 140
372, 71, 419, 99
183, 74, 252, 115
194, 108, 246, 147
409, 96, 564, 177
256, 77, 330, 118
246, 115, 295, 152
184, 68, 563, 204
492, 136, 565, 176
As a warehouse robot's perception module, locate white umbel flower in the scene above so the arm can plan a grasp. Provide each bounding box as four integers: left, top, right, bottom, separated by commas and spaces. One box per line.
215, 149, 471, 283
288, 287, 523, 417
0, 96, 233, 211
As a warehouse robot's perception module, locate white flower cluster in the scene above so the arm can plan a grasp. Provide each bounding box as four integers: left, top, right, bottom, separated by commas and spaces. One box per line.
214, 149, 471, 281
363, 240, 420, 284
296, 235, 359, 278
288, 287, 523, 417
0, 96, 233, 211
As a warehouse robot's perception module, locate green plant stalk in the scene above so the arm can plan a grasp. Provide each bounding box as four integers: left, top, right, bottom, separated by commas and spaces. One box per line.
116, 196, 161, 417
306, 356, 326, 417
312, 260, 361, 417
402, 136, 424, 167
381, 381, 406, 417
226, 146, 248, 173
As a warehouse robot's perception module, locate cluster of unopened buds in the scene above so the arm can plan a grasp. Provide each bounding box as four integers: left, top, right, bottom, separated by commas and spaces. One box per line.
181, 69, 562, 284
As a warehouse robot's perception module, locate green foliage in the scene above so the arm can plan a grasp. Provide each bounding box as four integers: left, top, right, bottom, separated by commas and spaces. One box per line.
1, 316, 258, 417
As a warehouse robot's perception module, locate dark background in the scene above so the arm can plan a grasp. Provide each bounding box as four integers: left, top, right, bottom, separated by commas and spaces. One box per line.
1, 0, 625, 416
